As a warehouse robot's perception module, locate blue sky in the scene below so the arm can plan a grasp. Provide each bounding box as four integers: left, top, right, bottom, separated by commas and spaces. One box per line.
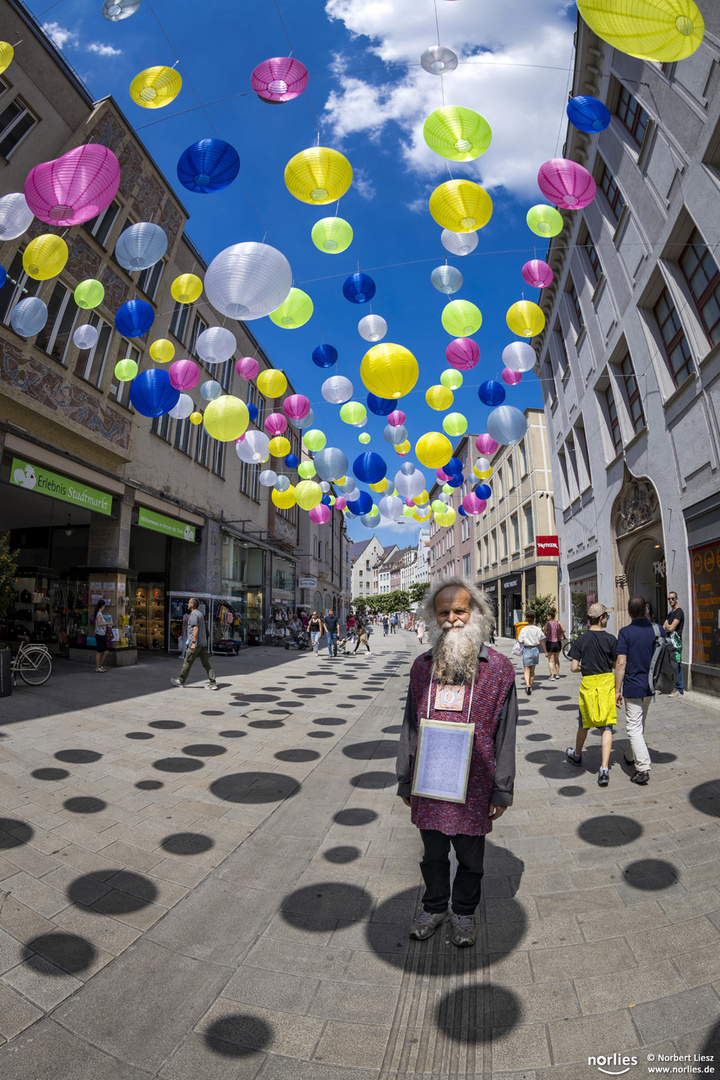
29, 0, 576, 548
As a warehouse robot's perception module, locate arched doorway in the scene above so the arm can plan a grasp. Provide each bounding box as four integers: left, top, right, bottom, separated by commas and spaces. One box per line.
630, 539, 666, 623
611, 467, 664, 625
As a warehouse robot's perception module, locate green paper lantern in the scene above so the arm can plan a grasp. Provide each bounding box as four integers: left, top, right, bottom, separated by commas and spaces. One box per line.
527, 204, 563, 238
114, 358, 138, 381
311, 216, 353, 253
303, 428, 327, 452
74, 279, 105, 309
423, 106, 492, 161
443, 412, 468, 437
441, 299, 482, 337
298, 461, 317, 478
269, 287, 313, 329
359, 432, 371, 444
339, 401, 367, 425
441, 368, 463, 390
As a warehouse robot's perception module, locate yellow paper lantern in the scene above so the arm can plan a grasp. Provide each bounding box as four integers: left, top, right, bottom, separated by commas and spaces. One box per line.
203, 395, 249, 442
284, 147, 352, 205
435, 507, 457, 527
414, 490, 429, 506
395, 440, 411, 456
360, 343, 419, 400
114, 358, 138, 381
257, 369, 288, 398
423, 106, 492, 161
474, 463, 492, 480
171, 273, 203, 304
150, 339, 175, 363
429, 180, 493, 233
416, 432, 452, 470
443, 412, 468, 437
268, 436, 291, 457
441, 300, 482, 337
294, 480, 323, 510
426, 385, 454, 411
506, 301, 545, 338
189, 411, 203, 425
370, 478, 389, 493
269, 288, 313, 329
415, 507, 432, 523
272, 485, 296, 509
577, 0, 704, 63
130, 66, 182, 109
0, 43, 14, 75
527, 204, 563, 238
22, 235, 68, 280
311, 216, 353, 253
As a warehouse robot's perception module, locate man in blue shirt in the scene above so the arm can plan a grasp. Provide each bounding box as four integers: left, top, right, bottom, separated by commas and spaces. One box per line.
615, 595, 667, 786
324, 609, 340, 657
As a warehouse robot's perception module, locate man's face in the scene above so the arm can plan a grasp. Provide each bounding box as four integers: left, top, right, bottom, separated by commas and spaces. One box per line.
329, 610, 334, 616
434, 586, 472, 630
669, 593, 678, 608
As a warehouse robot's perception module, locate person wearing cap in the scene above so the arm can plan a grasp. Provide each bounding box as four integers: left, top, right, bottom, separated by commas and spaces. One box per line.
615, 595, 668, 786
565, 603, 617, 787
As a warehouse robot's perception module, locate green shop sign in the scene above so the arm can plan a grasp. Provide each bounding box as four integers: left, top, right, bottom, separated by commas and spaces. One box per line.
138, 507, 196, 543
10, 458, 112, 516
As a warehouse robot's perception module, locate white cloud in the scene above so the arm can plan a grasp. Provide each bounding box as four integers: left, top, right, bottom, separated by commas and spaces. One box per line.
353, 167, 376, 200
87, 42, 123, 58
323, 0, 575, 197
42, 22, 79, 50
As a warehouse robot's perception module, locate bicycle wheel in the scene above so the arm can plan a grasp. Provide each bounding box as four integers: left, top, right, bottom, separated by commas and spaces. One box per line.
562, 641, 573, 660
19, 648, 52, 685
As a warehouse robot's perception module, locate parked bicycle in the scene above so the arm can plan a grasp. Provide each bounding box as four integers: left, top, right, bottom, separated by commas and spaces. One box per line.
561, 630, 581, 660
11, 637, 53, 686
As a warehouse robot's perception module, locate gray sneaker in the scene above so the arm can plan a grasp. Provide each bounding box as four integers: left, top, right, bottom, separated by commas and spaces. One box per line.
450, 912, 476, 947
170, 678, 185, 688
409, 908, 448, 940
206, 682, 219, 691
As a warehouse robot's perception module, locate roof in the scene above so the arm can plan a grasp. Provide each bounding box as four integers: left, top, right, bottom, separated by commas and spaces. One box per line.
351, 539, 373, 561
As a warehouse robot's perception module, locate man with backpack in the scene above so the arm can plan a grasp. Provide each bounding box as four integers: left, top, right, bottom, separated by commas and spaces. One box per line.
615, 595, 672, 786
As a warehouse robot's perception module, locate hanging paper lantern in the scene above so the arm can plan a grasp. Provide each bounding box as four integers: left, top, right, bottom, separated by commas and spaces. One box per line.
171, 273, 203, 304
285, 147, 352, 204
269, 287, 313, 328
369, 478, 388, 493
192, 327, 234, 367
115, 299, 154, 338
442, 300, 482, 337
361, 512, 381, 529
73, 324, 99, 351
294, 480, 323, 511
384, 424, 407, 445
387, 409, 406, 427
259, 469, 278, 487
502, 368, 523, 386
444, 457, 463, 477
340, 401, 367, 425
114, 358, 138, 382
167, 359, 199, 391
487, 405, 528, 446
247, 403, 259, 423
264, 412, 288, 437
431, 499, 447, 514
426, 385, 454, 411
282, 394, 311, 423
576, 0, 704, 62
298, 461, 316, 479
268, 436, 291, 458
205, 242, 292, 320
353, 453, 387, 484
129, 369, 180, 417
358, 314, 387, 342
24, 145, 120, 227
478, 380, 506, 407
272, 486, 296, 509
441, 230, 478, 256
359, 432, 372, 444
415, 432, 452, 470
310, 504, 332, 524
440, 369, 463, 391
150, 339, 175, 364
251, 56, 309, 102
343, 272, 376, 305
236, 356, 260, 380
322, 375, 353, 404
303, 429, 327, 452
74, 279, 104, 310
538, 158, 596, 209
429, 180, 493, 232
522, 260, 554, 289
475, 483, 492, 500
10, 297, 48, 338
347, 491, 372, 516
311, 217, 353, 253
527, 204, 564, 238
169, 394, 194, 421
435, 508, 457, 527
0, 42, 14, 73
200, 380, 223, 401
444, 338, 480, 372
507, 300, 545, 338
275, 476, 291, 493
443, 412, 467, 437
203, 395, 249, 441
395, 441, 411, 456
102, 0, 140, 19
115, 223, 167, 271
420, 45, 458, 74
423, 106, 492, 161
22, 235, 68, 280
0, 193, 34, 239
312, 344, 337, 369
431, 266, 463, 295
502, 341, 536, 372
130, 66, 182, 109
257, 369, 288, 398
476, 433, 499, 455
366, 394, 394, 417
285, 454, 299, 468
295, 408, 314, 429
189, 412, 203, 426
177, 139, 240, 194
360, 343, 418, 399
379, 495, 403, 519
567, 95, 611, 133
335, 478, 356, 495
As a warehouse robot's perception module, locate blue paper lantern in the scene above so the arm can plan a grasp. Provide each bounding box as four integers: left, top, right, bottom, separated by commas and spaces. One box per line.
321, 494, 331, 505
347, 490, 372, 516
10, 296, 48, 337
177, 138, 240, 194
447, 474, 464, 488
0, 266, 6, 289
366, 393, 394, 416
353, 452, 387, 484
458, 505, 467, 516
566, 95, 611, 134
476, 483, 492, 500
247, 402, 258, 422
312, 343, 338, 369
478, 380, 506, 407
115, 299, 154, 338
342, 272, 376, 305
285, 453, 299, 468
444, 457, 464, 477
129, 369, 180, 417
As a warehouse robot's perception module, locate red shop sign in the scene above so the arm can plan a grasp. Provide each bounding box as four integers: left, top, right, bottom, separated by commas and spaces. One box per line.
536, 535, 559, 557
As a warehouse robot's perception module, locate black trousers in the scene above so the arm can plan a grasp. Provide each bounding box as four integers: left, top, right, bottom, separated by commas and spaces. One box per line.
419, 830, 486, 916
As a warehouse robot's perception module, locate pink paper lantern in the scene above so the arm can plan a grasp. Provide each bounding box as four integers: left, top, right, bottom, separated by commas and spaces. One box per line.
387, 410, 406, 427
405, 497, 414, 507
462, 493, 487, 515
25, 144, 120, 227
264, 412, 288, 436
168, 359, 201, 391
521, 259, 553, 290
334, 497, 347, 511
282, 393, 311, 422
309, 503, 331, 524
235, 433, 246, 444
476, 433, 499, 455
537, 158, 596, 209
236, 356, 260, 380
502, 368, 523, 386
436, 469, 451, 483
251, 57, 309, 103
446, 337, 480, 371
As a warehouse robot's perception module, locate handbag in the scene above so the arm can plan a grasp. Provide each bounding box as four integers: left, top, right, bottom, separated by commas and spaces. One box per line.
512, 641, 523, 656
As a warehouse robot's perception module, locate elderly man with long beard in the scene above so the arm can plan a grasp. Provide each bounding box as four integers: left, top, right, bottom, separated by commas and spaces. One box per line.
396, 577, 518, 947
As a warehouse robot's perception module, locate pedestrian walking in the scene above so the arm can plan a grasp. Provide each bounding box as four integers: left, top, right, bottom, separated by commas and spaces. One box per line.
663, 590, 685, 696
353, 615, 371, 654
325, 608, 340, 657
615, 595, 668, 786
383, 615, 389, 637
517, 614, 546, 695
396, 576, 517, 948
93, 599, 110, 673
565, 602, 617, 787
543, 606, 566, 680
170, 598, 218, 690
390, 614, 398, 634
308, 611, 324, 656
416, 618, 426, 646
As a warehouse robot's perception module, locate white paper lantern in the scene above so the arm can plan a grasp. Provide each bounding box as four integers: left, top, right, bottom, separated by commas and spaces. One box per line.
321, 375, 353, 404
431, 265, 463, 294
486, 405, 528, 446
336, 479, 356, 496
102, 0, 140, 20
320, 481, 331, 493
115, 222, 168, 271
384, 424, 408, 445
259, 469, 277, 487
289, 407, 314, 430
10, 297, 48, 337
169, 393, 194, 420
0, 193, 34, 240
274, 475, 291, 492
73, 324, 99, 350
205, 242, 292, 320
358, 314, 387, 343
236, 430, 270, 463
420, 46, 458, 74
196, 326, 237, 365
502, 341, 537, 372
314, 447, 348, 482
394, 467, 425, 498
379, 495, 403, 518
441, 229, 478, 256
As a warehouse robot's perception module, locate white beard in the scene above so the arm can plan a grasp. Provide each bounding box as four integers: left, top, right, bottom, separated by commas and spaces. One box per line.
430, 609, 485, 685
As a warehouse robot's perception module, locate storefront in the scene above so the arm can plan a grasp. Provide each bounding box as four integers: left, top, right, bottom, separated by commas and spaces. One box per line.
297, 576, 318, 617
685, 492, 720, 696
270, 554, 296, 618
221, 533, 265, 645
479, 579, 499, 623
168, 593, 243, 656
568, 555, 598, 633
501, 574, 523, 638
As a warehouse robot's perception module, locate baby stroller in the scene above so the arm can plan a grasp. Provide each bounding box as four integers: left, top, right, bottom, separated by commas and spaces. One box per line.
285, 628, 309, 651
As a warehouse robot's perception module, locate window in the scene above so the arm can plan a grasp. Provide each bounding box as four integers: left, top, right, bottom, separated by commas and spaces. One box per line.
0, 251, 41, 325
519, 440, 528, 476
188, 313, 208, 359
151, 412, 171, 442
211, 439, 225, 478
507, 455, 515, 489
500, 522, 508, 558
568, 276, 584, 330
0, 94, 37, 158
574, 419, 592, 488
35, 282, 76, 363
616, 85, 649, 147
524, 504, 534, 546
554, 325, 570, 371
605, 384, 622, 454
84, 200, 121, 248
195, 423, 210, 465
169, 301, 190, 344
580, 224, 602, 285
653, 286, 694, 388
619, 353, 645, 434
511, 514, 520, 553
463, 554, 471, 577
110, 341, 139, 407
496, 468, 503, 499
598, 160, 625, 223
73, 312, 113, 388
239, 458, 259, 501
543, 356, 557, 402
679, 228, 720, 346
484, 536, 490, 566
174, 414, 192, 455
137, 260, 164, 301
246, 383, 264, 431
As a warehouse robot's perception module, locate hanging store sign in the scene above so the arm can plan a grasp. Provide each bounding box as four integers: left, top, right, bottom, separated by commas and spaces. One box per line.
138, 507, 196, 543
10, 457, 112, 515
536, 535, 560, 557
298, 577, 317, 588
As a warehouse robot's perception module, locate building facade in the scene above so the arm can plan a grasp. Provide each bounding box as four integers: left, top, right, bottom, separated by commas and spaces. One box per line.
536, 12, 720, 694
350, 536, 387, 602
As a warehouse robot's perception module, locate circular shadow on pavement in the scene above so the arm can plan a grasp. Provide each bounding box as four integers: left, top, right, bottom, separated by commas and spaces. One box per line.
688, 781, 720, 818
149, 720, 185, 730
525, 749, 584, 780
436, 985, 522, 1043
200, 711, 224, 717
557, 786, 586, 797
210, 772, 300, 804
153, 757, 204, 773
24, 932, 96, 976
525, 733, 552, 742
622, 859, 680, 890
31, 768, 69, 781
232, 694, 280, 703
274, 749, 320, 763
161, 833, 214, 856
68, 870, 158, 914
182, 744, 227, 757
577, 815, 643, 847
248, 720, 285, 729
136, 780, 163, 790
308, 732, 334, 739
126, 732, 154, 740
343, 740, 398, 761
219, 730, 247, 739
292, 687, 332, 695
55, 749, 102, 764
63, 797, 106, 814
382, 725, 402, 734
314, 717, 346, 726
324, 845, 361, 864
350, 771, 396, 789
333, 807, 378, 826
281, 882, 372, 928
649, 749, 677, 764
0, 819, 33, 848
701, 1018, 720, 1060
337, 704, 356, 709
204, 1014, 273, 1058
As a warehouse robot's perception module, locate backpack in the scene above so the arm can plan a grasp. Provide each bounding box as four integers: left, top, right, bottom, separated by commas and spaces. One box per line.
649, 623, 679, 695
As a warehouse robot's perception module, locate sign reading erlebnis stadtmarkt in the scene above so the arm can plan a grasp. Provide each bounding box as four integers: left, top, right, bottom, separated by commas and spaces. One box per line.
536, 535, 560, 557
10, 457, 112, 516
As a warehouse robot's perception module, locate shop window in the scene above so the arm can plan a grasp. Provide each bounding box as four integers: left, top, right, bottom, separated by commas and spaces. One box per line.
616, 84, 650, 147
0, 93, 37, 158
679, 227, 720, 346
137, 259, 164, 302
567, 275, 584, 330
524, 504, 534, 546
83, 199, 121, 248
169, 300, 190, 344
151, 412, 171, 442
597, 159, 625, 223
110, 340, 139, 408
653, 286, 694, 388
604, 383, 622, 454
0, 250, 41, 325
74, 312, 113, 387
579, 223, 602, 285
618, 352, 645, 434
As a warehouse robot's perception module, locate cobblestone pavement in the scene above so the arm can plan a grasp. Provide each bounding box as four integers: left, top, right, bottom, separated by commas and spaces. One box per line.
0, 633, 718, 1079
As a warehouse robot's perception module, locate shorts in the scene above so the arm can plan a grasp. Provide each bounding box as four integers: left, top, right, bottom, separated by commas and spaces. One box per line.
546, 642, 561, 653
95, 634, 107, 652
522, 646, 539, 667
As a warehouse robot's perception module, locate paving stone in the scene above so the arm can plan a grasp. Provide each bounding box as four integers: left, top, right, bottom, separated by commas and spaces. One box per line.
631, 986, 720, 1043
254, 1056, 380, 1080
627, 915, 720, 962
314, 1021, 390, 1069
534, 885, 625, 918
672, 941, 720, 987
529, 938, 636, 982
3, 955, 83, 1011
0, 872, 68, 919
222, 966, 320, 1015
159, 1032, 266, 1080
492, 1023, 553, 1072
199, 998, 325, 1060
577, 900, 669, 941
309, 981, 399, 1025
574, 959, 688, 1012
547, 1008, 640, 1065
0, 1019, 150, 1080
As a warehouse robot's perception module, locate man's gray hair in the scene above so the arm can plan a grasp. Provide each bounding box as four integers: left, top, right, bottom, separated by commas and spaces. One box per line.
417, 576, 494, 641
